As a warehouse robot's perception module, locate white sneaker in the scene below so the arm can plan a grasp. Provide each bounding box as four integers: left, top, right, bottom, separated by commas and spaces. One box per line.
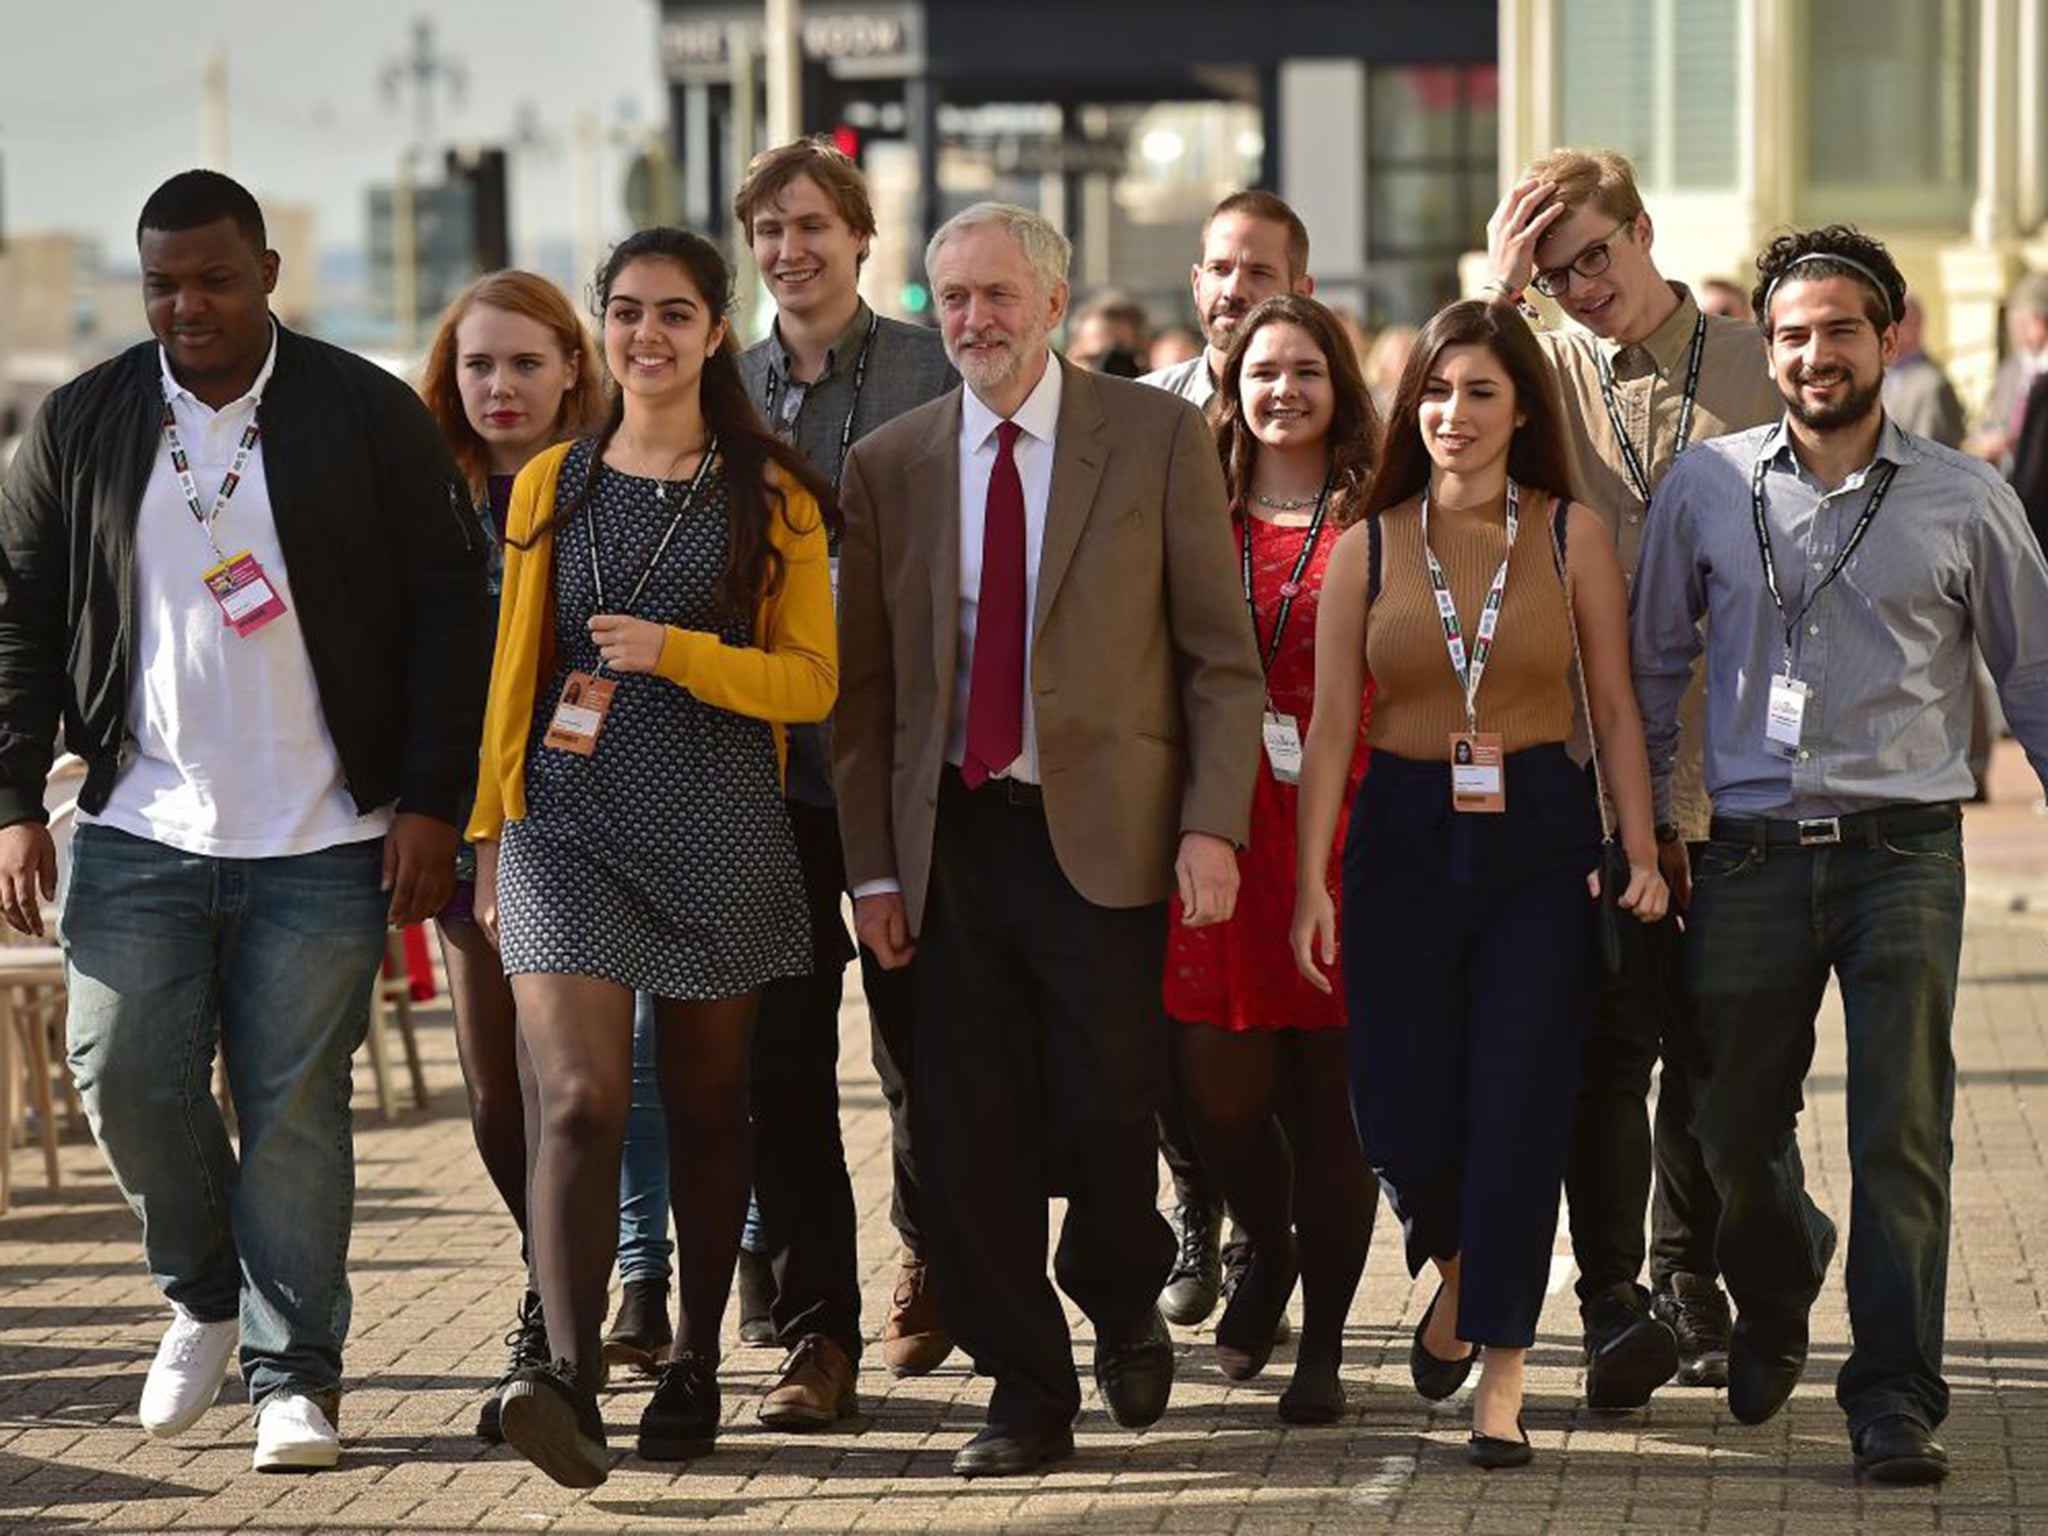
253, 1393, 341, 1472
138, 1305, 238, 1438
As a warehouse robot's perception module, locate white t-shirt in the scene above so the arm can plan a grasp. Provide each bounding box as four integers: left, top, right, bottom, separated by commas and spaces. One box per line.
80, 333, 392, 857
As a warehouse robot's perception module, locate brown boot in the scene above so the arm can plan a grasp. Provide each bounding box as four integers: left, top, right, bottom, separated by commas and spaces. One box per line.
756, 1333, 857, 1429
881, 1248, 953, 1378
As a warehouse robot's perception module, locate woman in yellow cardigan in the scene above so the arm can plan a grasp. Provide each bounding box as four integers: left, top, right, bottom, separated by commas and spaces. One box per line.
467, 227, 837, 1489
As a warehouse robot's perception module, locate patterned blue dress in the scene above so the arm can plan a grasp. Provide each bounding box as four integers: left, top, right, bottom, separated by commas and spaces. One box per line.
496, 439, 809, 999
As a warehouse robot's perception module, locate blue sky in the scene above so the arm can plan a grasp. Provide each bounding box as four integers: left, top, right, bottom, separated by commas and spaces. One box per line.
0, 0, 670, 264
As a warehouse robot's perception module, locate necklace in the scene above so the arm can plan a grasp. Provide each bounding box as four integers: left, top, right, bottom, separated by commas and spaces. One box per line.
1253, 490, 1321, 510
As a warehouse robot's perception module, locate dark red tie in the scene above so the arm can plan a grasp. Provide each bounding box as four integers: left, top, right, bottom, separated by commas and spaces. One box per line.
962, 419, 1026, 788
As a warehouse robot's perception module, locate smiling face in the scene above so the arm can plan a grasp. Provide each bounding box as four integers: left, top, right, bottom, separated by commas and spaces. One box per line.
933, 223, 1067, 411
748, 171, 868, 326
602, 256, 728, 403
1766, 274, 1898, 433
1192, 212, 1304, 356
1418, 342, 1524, 480
454, 304, 581, 474
140, 217, 279, 401
1529, 201, 1664, 342
1239, 321, 1334, 456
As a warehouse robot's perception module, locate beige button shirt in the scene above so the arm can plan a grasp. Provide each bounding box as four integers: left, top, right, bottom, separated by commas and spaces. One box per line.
1535, 282, 1783, 838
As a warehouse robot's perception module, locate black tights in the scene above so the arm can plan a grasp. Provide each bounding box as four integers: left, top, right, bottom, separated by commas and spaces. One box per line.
438, 918, 539, 1274
512, 973, 757, 1388
1176, 1023, 1374, 1371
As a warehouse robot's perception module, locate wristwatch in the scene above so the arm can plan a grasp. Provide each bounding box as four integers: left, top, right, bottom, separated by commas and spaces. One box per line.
1654, 823, 1681, 845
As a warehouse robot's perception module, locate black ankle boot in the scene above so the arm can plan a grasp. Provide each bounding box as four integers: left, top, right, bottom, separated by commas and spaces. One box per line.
602, 1278, 672, 1378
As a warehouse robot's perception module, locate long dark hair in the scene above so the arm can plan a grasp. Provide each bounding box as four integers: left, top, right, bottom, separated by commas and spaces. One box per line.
514, 226, 838, 623
1212, 294, 1380, 524
1358, 298, 1575, 522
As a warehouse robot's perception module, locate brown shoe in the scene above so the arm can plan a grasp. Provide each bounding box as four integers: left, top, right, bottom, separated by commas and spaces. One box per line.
881, 1248, 954, 1377
756, 1333, 857, 1429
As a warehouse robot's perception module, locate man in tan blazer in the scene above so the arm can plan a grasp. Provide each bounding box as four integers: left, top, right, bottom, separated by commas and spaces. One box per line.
834, 202, 1263, 1477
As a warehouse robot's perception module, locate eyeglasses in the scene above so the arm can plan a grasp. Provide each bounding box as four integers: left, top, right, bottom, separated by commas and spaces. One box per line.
1531, 220, 1632, 299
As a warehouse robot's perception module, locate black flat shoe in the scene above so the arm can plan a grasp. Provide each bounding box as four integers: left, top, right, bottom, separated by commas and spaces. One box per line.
1277, 1357, 1346, 1425
1410, 1284, 1477, 1401
1853, 1414, 1950, 1485
636, 1349, 720, 1461
1094, 1307, 1174, 1428
1214, 1236, 1298, 1381
1727, 1312, 1809, 1426
1469, 1417, 1532, 1469
499, 1358, 609, 1489
951, 1421, 1076, 1478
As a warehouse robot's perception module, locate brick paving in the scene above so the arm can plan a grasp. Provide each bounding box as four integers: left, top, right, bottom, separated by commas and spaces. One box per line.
4, 750, 2047, 1532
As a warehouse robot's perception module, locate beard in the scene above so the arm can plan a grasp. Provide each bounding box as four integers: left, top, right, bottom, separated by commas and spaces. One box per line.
1783, 367, 1884, 433
947, 322, 1047, 397
1202, 302, 1248, 351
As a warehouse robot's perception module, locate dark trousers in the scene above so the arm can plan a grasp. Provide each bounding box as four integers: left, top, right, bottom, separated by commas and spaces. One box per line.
1343, 747, 1598, 1347
915, 770, 1176, 1431
750, 799, 920, 1361
1683, 812, 1963, 1434
1567, 880, 1723, 1303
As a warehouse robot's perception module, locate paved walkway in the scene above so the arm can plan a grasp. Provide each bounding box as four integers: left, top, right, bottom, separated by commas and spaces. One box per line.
4, 749, 2047, 1532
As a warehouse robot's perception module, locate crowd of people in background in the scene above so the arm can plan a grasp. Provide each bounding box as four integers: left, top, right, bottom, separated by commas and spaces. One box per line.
5, 133, 2048, 1498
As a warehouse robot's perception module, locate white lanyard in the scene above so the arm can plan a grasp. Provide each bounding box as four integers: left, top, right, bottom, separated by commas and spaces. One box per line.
160, 387, 261, 563
1420, 480, 1521, 734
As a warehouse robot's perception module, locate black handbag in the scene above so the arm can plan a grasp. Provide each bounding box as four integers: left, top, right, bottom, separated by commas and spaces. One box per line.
1553, 500, 1627, 978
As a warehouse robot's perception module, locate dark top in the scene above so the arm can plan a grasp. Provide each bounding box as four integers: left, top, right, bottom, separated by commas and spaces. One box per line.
0, 324, 492, 828
738, 302, 956, 806
2014, 372, 2048, 553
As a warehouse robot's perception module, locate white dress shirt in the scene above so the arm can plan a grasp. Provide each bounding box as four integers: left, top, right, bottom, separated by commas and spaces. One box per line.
81, 329, 392, 857
947, 354, 1063, 783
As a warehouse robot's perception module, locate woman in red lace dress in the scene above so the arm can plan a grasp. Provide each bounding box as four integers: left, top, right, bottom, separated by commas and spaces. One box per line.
1163, 295, 1378, 1422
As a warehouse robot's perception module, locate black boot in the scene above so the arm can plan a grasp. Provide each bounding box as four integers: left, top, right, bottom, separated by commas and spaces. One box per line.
637, 1348, 721, 1461
1581, 1282, 1679, 1411
601, 1277, 672, 1378
736, 1248, 778, 1347
477, 1291, 548, 1444
499, 1357, 608, 1489
1160, 1201, 1222, 1326
1652, 1273, 1732, 1389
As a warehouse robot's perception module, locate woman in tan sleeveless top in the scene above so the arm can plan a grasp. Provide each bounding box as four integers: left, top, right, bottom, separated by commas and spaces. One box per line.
1290, 299, 1666, 1467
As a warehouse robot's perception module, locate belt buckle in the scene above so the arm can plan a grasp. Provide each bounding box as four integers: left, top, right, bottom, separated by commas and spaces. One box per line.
1797, 816, 1841, 846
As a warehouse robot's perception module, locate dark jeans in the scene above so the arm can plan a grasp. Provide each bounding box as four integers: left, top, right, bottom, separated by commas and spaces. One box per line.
1567, 883, 1723, 1304
1683, 812, 1964, 1434
914, 771, 1175, 1432
748, 800, 869, 1361
62, 825, 389, 1412
1343, 746, 1599, 1347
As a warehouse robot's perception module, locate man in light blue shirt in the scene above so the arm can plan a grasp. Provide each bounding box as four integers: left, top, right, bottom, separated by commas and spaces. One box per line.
1631, 226, 2048, 1487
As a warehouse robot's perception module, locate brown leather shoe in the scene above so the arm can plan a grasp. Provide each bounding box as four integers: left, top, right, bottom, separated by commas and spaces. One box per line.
882, 1248, 954, 1377
756, 1333, 857, 1429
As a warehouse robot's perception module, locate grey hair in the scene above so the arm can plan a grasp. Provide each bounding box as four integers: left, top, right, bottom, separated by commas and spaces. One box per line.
2013, 271, 2048, 319
924, 202, 1072, 297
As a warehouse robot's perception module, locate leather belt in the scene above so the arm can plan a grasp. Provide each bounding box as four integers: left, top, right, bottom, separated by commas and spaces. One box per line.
1708, 802, 1960, 849
942, 763, 1043, 806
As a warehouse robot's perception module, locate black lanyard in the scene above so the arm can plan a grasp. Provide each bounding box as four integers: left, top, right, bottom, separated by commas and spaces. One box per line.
1240, 475, 1331, 674
1597, 310, 1707, 503
761, 309, 879, 493
1750, 451, 1898, 663
586, 439, 721, 627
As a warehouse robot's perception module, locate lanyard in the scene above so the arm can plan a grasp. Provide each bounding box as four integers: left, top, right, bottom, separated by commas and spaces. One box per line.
1421, 480, 1521, 733
585, 440, 721, 648
761, 309, 879, 493
160, 390, 261, 562
1239, 475, 1331, 675
1597, 310, 1707, 504
1750, 451, 1897, 666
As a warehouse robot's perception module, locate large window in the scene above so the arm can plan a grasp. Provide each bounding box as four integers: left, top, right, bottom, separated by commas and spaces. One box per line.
1365, 64, 1498, 325
1799, 0, 1975, 226
1558, 0, 1738, 192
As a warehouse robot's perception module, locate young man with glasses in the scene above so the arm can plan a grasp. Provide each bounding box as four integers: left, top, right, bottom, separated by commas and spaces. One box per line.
1483, 148, 1781, 1411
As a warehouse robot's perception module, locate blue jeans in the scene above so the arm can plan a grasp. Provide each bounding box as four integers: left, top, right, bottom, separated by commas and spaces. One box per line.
1683, 812, 1964, 1434
61, 825, 389, 1412
615, 992, 673, 1284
